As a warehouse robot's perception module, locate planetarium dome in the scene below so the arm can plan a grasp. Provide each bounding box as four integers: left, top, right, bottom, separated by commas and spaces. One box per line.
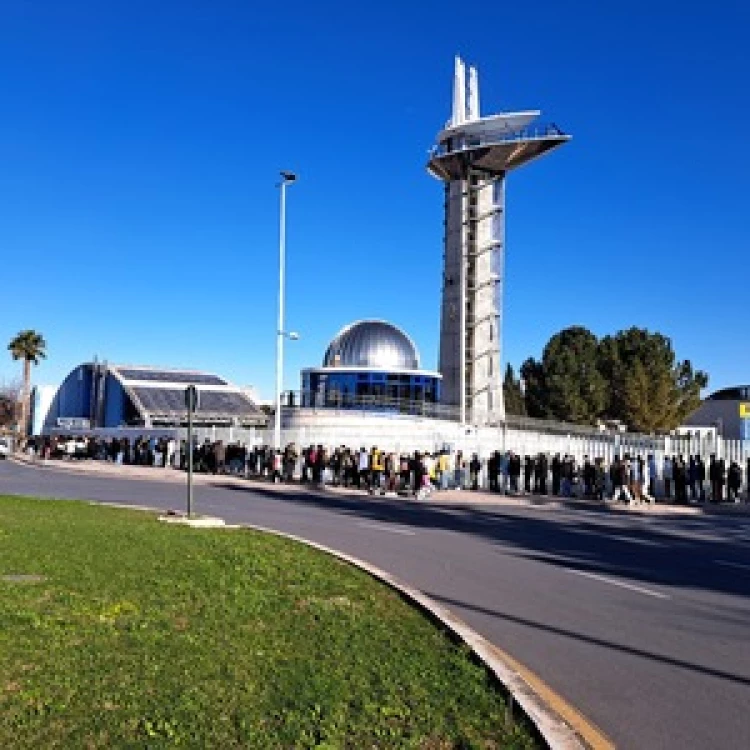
323, 320, 420, 371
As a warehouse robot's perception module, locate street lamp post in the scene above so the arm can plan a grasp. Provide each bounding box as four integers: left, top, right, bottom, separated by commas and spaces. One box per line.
274, 171, 297, 450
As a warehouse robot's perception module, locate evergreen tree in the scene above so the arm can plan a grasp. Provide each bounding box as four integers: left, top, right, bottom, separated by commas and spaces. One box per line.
524, 326, 606, 424
520, 357, 548, 419
502, 364, 527, 416
599, 327, 708, 432
517, 325, 708, 432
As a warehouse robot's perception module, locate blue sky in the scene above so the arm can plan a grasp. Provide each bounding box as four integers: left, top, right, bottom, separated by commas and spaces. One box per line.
1, 0, 748, 399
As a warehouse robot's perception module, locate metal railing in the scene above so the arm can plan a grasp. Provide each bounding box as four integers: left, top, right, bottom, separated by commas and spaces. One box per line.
283, 390, 457, 421
431, 123, 568, 158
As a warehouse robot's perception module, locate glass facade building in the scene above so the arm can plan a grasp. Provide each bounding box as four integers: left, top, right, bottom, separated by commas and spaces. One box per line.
300, 320, 441, 413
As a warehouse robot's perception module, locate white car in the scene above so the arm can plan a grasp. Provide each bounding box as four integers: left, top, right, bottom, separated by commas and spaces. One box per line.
0, 437, 10, 459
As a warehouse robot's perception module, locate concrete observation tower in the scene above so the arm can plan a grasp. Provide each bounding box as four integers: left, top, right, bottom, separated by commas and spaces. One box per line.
428, 56, 570, 426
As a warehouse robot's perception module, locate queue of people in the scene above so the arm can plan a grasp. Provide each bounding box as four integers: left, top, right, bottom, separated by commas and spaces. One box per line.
240, 444, 750, 505
23, 435, 750, 504
28, 434, 178, 467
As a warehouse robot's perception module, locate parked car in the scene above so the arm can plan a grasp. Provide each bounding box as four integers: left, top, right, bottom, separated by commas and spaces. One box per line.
0, 436, 11, 459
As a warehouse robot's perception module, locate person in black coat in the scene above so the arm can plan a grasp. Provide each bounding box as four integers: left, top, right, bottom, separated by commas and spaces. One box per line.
487, 452, 499, 492
524, 455, 533, 494
696, 456, 706, 502
728, 461, 742, 502
551, 453, 561, 496
509, 452, 521, 495
538, 453, 549, 495
469, 454, 481, 490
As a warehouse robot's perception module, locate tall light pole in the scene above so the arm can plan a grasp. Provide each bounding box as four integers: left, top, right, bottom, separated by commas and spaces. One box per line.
274, 170, 297, 450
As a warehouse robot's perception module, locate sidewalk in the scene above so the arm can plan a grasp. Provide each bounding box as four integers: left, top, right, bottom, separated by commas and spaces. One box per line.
10, 453, 750, 516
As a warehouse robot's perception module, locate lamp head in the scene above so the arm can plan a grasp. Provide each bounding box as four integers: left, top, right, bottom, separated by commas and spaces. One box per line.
280, 171, 297, 184
288, 331, 300, 341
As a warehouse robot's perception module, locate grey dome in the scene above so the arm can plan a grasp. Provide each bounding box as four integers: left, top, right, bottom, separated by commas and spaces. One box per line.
323, 320, 420, 370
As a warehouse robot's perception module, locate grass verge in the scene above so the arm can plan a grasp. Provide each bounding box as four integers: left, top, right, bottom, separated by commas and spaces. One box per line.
0, 494, 538, 748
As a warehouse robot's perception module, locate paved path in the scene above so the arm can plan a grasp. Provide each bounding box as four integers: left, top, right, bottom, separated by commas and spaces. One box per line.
2, 459, 750, 749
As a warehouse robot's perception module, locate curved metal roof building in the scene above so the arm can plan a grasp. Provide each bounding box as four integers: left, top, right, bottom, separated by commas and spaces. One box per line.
43, 362, 266, 432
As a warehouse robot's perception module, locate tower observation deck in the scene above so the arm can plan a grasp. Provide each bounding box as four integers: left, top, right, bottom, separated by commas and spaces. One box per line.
428, 56, 570, 426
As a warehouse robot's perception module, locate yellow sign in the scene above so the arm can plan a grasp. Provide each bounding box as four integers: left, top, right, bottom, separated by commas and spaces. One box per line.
740, 403, 750, 419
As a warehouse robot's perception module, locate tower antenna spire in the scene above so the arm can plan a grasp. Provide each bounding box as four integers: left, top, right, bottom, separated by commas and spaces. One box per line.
468, 65, 480, 120
451, 55, 466, 127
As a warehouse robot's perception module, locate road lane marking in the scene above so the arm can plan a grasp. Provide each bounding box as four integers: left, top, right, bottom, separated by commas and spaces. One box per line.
566, 569, 671, 599
357, 522, 416, 536
715, 559, 750, 572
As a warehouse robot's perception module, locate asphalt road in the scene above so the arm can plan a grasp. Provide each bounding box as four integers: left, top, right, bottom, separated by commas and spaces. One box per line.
2, 460, 750, 749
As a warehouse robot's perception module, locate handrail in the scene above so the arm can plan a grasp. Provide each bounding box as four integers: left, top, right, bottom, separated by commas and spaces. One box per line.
430, 123, 568, 158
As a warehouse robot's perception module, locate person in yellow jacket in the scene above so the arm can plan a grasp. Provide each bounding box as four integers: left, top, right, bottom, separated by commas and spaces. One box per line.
370, 447, 385, 494
437, 451, 451, 490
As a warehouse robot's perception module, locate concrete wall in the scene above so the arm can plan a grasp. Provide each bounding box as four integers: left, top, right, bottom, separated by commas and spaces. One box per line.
273, 407, 750, 468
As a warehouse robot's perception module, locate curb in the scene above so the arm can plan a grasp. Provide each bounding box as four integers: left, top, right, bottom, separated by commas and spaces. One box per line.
236, 521, 611, 750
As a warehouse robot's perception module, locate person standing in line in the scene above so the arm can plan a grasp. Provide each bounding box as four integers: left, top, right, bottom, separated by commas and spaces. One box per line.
709, 454, 719, 503
469, 453, 481, 490
329, 447, 341, 486
594, 458, 606, 501
509, 451, 521, 495
583, 456, 594, 498
438, 451, 450, 490
728, 461, 742, 502
487, 451, 498, 492
640, 456, 652, 503
551, 453, 561, 496
696, 455, 706, 502
215, 440, 226, 475
560, 455, 570, 497
524, 455, 533, 494
369, 446, 384, 494
357, 446, 369, 490
271, 449, 282, 483
611, 456, 631, 503
663, 456, 673, 500
538, 453, 549, 495
647, 454, 658, 499
314, 444, 326, 485
498, 451, 508, 494
717, 457, 727, 503
688, 456, 698, 502
674, 455, 686, 503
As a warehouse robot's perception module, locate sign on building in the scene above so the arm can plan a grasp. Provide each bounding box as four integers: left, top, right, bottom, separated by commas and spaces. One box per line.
57, 417, 91, 430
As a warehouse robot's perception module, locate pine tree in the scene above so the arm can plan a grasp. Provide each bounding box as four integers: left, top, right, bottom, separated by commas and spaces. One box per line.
503, 364, 527, 416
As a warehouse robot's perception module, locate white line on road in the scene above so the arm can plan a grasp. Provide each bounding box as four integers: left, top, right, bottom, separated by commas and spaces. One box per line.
715, 559, 750, 572
566, 569, 671, 600
357, 522, 416, 536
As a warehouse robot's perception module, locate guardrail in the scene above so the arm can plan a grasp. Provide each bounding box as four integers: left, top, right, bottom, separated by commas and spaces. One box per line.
430, 123, 568, 157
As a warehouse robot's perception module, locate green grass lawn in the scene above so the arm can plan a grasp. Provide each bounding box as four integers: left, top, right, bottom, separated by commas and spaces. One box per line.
0, 495, 538, 749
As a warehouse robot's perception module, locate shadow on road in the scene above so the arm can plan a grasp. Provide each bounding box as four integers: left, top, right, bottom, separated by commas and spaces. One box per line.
422, 590, 750, 689
214, 481, 750, 602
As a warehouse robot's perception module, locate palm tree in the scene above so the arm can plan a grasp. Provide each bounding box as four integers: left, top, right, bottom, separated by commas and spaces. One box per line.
8, 330, 47, 439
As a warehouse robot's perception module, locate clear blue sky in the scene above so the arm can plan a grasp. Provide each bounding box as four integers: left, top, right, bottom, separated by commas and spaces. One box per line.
1, 0, 748, 399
